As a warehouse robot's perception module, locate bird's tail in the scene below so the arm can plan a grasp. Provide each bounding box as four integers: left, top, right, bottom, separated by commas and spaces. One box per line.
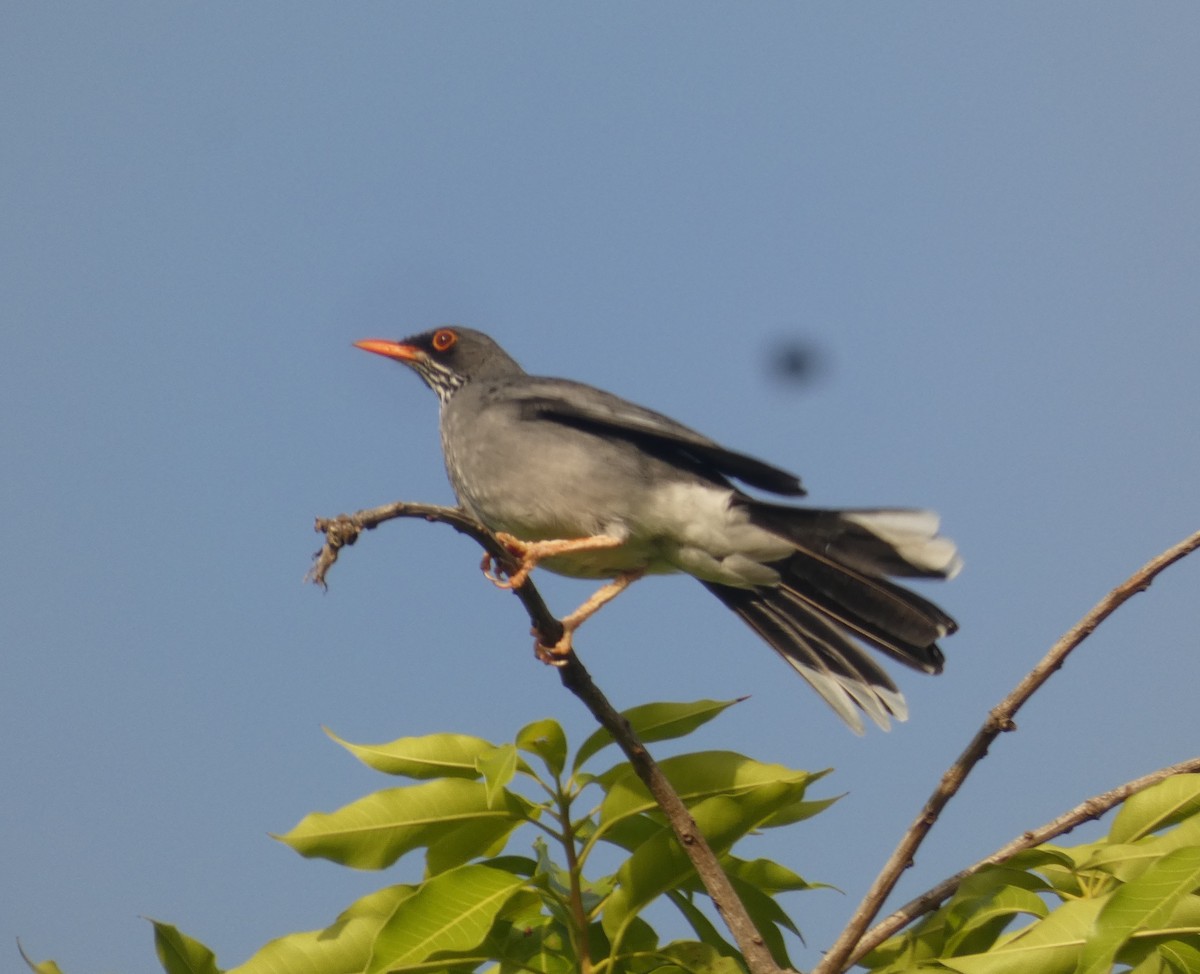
703, 503, 960, 733
746, 503, 962, 581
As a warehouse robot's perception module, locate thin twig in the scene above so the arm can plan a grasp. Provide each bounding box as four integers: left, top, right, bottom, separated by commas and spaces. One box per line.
309, 502, 564, 644
815, 527, 1200, 974
851, 757, 1200, 965
310, 502, 789, 974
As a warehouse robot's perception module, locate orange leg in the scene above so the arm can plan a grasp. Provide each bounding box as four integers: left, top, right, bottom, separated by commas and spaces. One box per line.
481, 532, 625, 590
535, 570, 645, 666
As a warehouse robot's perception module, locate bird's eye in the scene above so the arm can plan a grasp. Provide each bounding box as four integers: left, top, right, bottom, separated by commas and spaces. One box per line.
431, 329, 457, 352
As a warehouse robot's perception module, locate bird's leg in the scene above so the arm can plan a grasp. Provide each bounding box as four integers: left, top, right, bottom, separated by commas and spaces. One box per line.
482, 532, 625, 590
534, 569, 646, 666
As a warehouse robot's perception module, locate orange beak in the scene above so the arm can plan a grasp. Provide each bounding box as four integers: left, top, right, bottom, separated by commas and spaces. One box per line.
353, 339, 424, 363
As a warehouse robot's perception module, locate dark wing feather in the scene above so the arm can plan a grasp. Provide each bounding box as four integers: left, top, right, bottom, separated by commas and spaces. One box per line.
515, 385, 805, 496
701, 546, 954, 731
702, 580, 906, 733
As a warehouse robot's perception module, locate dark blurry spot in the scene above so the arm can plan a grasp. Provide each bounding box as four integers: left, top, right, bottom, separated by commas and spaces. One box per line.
766, 337, 826, 388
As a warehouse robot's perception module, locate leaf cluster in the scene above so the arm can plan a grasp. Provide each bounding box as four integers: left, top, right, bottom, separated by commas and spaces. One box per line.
865, 776, 1200, 974
28, 699, 827, 974
20, 712, 1200, 974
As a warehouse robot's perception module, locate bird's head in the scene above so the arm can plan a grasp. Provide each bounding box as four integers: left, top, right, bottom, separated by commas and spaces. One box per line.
354, 326, 523, 403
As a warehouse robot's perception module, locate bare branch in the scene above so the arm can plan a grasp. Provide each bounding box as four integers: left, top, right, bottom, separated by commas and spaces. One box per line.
310, 502, 791, 974
310, 503, 565, 644
850, 757, 1200, 965
815, 527, 1200, 974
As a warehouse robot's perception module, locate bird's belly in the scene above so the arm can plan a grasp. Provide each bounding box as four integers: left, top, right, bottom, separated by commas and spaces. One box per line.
456, 474, 680, 578
457, 468, 792, 583
539, 539, 677, 579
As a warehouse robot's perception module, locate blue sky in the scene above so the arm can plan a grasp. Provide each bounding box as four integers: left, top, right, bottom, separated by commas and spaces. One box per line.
2, 5, 1198, 971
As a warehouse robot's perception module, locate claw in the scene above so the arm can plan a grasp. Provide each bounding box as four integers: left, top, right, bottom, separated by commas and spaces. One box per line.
481, 534, 534, 589
501, 565, 533, 590
481, 551, 507, 585
490, 533, 535, 589
533, 628, 573, 667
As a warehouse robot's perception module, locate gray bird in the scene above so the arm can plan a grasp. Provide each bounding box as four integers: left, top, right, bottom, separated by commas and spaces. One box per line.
355, 327, 960, 733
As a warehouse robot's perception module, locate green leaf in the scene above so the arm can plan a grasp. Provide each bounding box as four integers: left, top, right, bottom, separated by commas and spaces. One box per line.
665, 890, 739, 957
476, 743, 518, 807
572, 699, 742, 771
1077, 813, 1200, 883
494, 884, 546, 925
276, 778, 534, 870
757, 788, 839, 829
1076, 846, 1200, 974
474, 916, 575, 974
1077, 841, 1167, 885
1150, 812, 1200, 855
960, 865, 1056, 898
1110, 775, 1200, 843
939, 896, 1105, 974
604, 795, 744, 941
365, 863, 526, 974
323, 727, 497, 779
150, 921, 222, 974
724, 856, 814, 894
482, 853, 539, 880
602, 783, 807, 945
593, 814, 665, 854
1116, 908, 1200, 974
17, 944, 66, 974
617, 914, 662, 956
658, 940, 748, 974
1156, 938, 1200, 974
425, 813, 529, 876
944, 885, 1051, 956
1019, 843, 1099, 899
727, 872, 799, 968
515, 718, 568, 778
228, 886, 414, 974
1006, 846, 1082, 875
598, 750, 813, 826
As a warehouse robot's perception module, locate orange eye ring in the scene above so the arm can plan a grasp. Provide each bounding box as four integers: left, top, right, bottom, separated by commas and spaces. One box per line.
431, 328, 457, 352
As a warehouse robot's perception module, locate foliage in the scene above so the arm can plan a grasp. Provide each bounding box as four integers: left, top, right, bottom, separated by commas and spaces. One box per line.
30, 699, 827, 974
19, 706, 1200, 973
863, 775, 1200, 974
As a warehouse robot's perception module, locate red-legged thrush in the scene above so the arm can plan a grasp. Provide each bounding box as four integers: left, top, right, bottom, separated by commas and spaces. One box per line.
355, 327, 960, 733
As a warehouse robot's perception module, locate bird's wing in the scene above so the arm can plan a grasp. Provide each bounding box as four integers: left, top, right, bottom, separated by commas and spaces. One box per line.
510, 378, 805, 496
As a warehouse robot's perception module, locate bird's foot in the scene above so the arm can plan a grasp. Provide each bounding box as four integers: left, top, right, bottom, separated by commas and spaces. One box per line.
531, 570, 645, 666
533, 627, 574, 667
482, 532, 539, 589
482, 532, 626, 590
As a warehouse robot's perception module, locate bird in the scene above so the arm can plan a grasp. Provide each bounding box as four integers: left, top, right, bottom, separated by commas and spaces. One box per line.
354, 326, 960, 733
